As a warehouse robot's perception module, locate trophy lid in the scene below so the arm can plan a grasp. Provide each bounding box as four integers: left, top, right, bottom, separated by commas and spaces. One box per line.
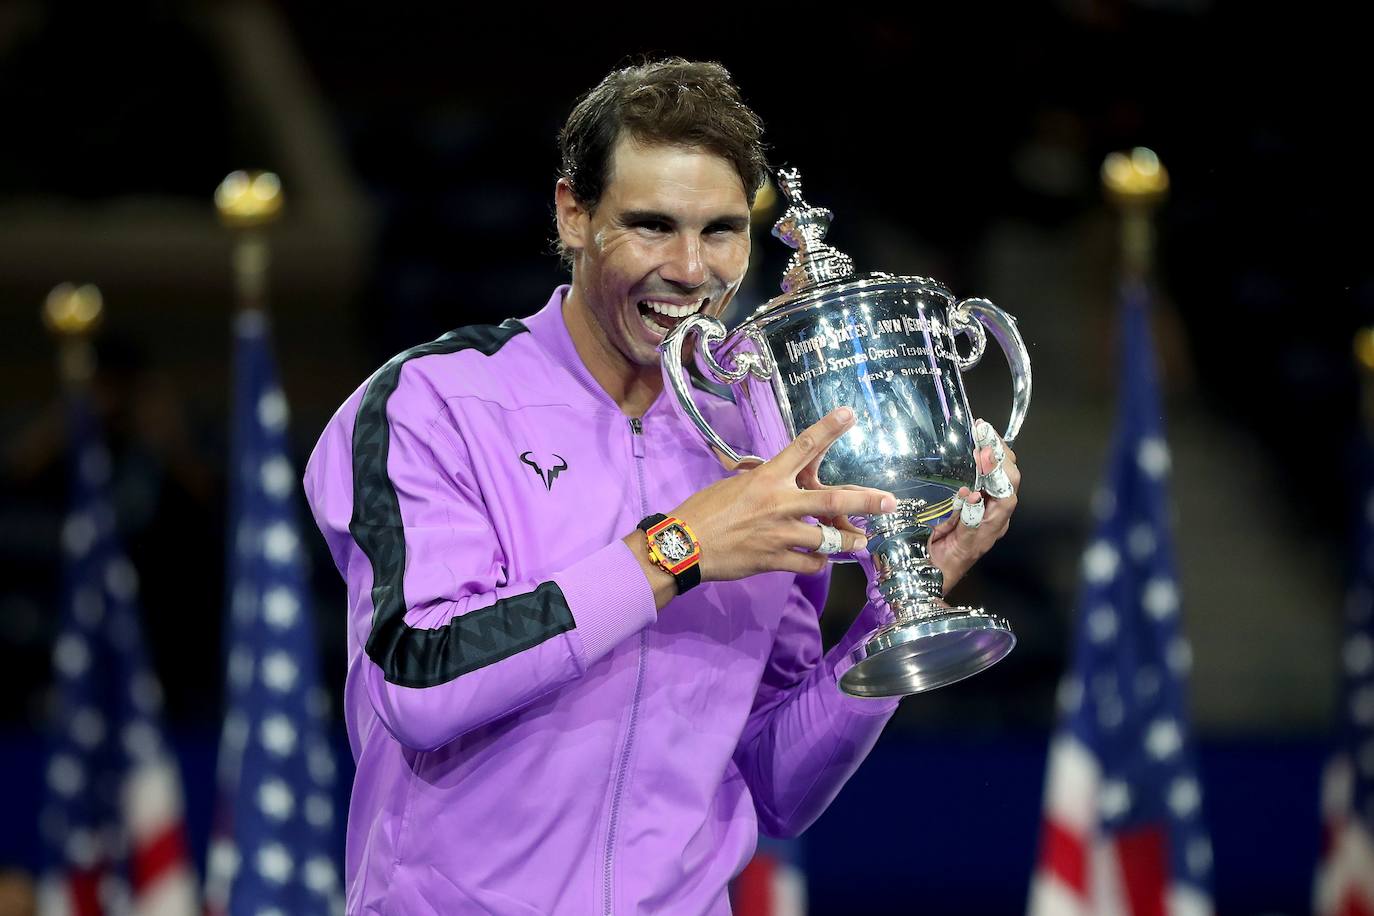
747, 168, 950, 326
770, 168, 856, 294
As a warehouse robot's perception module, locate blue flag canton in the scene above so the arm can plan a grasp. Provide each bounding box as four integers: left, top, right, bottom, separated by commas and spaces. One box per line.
42, 398, 180, 897
209, 312, 342, 915
1059, 286, 1212, 889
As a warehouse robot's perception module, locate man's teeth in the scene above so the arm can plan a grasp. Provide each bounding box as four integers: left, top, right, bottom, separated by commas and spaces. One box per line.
641, 298, 706, 318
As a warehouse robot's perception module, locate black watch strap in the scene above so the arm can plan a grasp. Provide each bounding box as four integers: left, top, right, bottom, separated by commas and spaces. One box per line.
673, 560, 702, 594
637, 513, 669, 531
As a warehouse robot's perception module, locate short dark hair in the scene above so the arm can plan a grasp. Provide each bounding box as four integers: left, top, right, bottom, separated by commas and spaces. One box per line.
556, 58, 767, 264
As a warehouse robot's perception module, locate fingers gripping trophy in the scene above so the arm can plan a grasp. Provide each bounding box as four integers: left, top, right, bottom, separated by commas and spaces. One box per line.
659, 168, 1032, 698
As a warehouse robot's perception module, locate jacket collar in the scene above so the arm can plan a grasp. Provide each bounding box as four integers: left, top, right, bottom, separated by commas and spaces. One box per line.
522, 285, 674, 418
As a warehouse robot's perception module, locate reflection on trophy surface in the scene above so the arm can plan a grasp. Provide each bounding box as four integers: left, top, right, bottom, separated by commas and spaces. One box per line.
660, 168, 1032, 698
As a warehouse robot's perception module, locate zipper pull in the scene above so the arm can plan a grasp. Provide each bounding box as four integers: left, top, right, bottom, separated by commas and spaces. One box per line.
628, 417, 645, 458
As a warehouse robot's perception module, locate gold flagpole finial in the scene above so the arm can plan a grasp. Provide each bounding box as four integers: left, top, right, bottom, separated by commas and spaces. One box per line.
1356, 327, 1374, 433
750, 177, 779, 227
1355, 327, 1374, 375
1103, 147, 1169, 279
1102, 147, 1169, 205
43, 283, 104, 385
216, 171, 284, 315
215, 170, 284, 229
43, 283, 103, 336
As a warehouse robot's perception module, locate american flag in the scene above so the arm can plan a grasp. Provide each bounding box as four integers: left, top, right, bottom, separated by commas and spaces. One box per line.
1028, 282, 1213, 916
204, 310, 343, 916
1313, 455, 1374, 913
38, 393, 199, 916
732, 838, 806, 916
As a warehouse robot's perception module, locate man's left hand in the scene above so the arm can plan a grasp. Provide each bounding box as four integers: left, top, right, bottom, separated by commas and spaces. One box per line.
928, 418, 1020, 594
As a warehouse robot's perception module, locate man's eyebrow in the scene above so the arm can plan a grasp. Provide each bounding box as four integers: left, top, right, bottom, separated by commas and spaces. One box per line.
617, 210, 750, 230
708, 214, 751, 231
618, 210, 676, 226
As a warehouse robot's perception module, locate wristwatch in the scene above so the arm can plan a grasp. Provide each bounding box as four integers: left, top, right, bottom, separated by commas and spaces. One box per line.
638, 514, 702, 594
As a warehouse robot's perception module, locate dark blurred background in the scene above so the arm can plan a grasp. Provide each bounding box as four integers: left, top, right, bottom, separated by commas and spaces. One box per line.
1, 1, 1368, 912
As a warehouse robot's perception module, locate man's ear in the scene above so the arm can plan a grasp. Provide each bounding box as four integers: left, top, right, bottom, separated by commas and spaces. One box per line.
555, 179, 589, 255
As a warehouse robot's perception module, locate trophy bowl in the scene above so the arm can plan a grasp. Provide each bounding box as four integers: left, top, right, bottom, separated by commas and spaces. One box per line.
659, 168, 1031, 698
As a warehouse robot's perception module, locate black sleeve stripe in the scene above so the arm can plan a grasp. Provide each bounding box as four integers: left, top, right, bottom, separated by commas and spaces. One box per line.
687, 365, 736, 404
348, 320, 576, 689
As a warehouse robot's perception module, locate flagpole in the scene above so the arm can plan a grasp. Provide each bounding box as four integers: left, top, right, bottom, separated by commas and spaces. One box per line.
1030, 148, 1215, 914
208, 167, 346, 913
208, 170, 290, 914
1102, 147, 1169, 282
215, 170, 284, 317
42, 282, 104, 388
40, 282, 203, 912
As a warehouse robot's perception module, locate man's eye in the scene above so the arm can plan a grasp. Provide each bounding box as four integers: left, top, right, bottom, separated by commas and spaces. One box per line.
636, 221, 670, 232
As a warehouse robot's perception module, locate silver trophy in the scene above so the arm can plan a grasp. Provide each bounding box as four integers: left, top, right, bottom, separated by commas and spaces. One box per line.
660, 168, 1031, 697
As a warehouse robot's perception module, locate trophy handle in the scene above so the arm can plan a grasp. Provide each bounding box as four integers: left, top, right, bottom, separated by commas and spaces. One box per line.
950, 297, 1032, 443
659, 315, 767, 469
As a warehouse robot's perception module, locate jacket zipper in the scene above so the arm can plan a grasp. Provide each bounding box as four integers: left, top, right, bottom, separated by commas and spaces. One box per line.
603, 417, 649, 916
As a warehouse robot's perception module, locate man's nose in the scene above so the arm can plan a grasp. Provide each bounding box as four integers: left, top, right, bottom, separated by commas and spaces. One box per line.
660, 234, 708, 289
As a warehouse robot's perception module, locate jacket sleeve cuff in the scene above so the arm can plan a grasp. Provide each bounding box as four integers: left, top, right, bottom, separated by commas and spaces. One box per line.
552, 539, 658, 668
824, 669, 902, 717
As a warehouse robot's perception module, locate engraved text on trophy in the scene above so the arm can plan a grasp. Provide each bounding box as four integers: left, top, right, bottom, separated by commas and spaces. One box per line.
781, 311, 952, 387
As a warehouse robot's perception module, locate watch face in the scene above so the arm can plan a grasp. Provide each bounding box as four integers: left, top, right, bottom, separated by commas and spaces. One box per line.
657, 525, 694, 562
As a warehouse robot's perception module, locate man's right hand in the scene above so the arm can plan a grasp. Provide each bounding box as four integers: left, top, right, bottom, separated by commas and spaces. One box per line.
669, 406, 896, 582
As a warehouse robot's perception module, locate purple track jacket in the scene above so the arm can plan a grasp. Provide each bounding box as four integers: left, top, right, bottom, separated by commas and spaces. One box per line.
304, 288, 898, 914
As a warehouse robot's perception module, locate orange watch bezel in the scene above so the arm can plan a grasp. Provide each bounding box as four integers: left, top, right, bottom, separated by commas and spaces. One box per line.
645, 516, 701, 576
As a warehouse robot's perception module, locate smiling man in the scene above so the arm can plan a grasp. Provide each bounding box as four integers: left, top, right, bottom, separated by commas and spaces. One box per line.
304, 59, 1020, 915
556, 136, 751, 417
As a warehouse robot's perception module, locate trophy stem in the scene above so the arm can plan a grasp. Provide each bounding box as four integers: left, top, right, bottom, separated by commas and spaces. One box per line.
839, 499, 1016, 698
863, 500, 948, 623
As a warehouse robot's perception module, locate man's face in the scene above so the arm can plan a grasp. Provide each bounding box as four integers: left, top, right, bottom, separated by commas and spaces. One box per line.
558, 137, 752, 374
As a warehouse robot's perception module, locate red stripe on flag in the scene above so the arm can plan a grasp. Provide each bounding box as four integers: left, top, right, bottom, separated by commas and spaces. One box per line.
131, 822, 190, 893
1337, 888, 1374, 916
734, 853, 777, 916
1114, 824, 1166, 916
69, 867, 104, 916
1040, 817, 1088, 894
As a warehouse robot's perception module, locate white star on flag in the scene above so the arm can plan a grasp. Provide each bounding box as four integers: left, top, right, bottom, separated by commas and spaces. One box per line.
263, 587, 301, 628
1083, 541, 1120, 584
1137, 436, 1171, 478
1087, 605, 1118, 643
256, 843, 294, 884
1346, 634, 1374, 676
1143, 577, 1180, 620
1100, 780, 1132, 819
257, 390, 289, 431
61, 513, 96, 557
1146, 718, 1183, 760
261, 652, 300, 692
263, 522, 299, 564
258, 779, 296, 820
261, 715, 299, 756
261, 455, 296, 499
1168, 777, 1202, 818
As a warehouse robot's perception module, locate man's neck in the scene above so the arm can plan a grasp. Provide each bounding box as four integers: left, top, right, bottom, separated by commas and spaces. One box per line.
561, 288, 663, 418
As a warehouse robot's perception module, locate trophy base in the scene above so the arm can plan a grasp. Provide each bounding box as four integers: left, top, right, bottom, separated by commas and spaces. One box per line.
838, 609, 1015, 698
